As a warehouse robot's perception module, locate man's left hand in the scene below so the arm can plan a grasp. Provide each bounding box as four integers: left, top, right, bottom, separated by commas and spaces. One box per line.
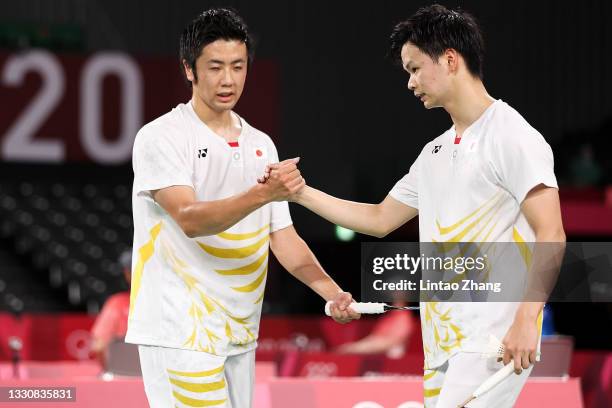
501, 313, 539, 374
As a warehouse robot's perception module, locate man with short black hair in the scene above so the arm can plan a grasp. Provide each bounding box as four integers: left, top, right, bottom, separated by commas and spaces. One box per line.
267, 5, 565, 407
126, 8, 359, 407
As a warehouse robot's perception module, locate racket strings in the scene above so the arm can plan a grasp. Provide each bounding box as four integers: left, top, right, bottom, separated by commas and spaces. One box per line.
385, 305, 420, 311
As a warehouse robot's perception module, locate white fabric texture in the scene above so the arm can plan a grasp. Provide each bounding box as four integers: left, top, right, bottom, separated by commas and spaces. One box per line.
126, 101, 292, 357
138, 345, 255, 408
389, 100, 557, 369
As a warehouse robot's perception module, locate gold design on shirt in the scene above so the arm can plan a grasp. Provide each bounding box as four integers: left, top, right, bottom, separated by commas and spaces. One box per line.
217, 224, 270, 240
167, 224, 270, 353
129, 221, 162, 318
423, 302, 465, 355
434, 191, 504, 244
512, 227, 532, 267
160, 242, 218, 353
423, 190, 508, 365
197, 235, 269, 258
215, 251, 268, 275
224, 320, 256, 346
254, 290, 265, 304
435, 191, 503, 235
230, 265, 268, 292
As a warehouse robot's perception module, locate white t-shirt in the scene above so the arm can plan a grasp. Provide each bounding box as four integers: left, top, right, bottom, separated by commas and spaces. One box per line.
389, 100, 558, 369
125, 101, 292, 356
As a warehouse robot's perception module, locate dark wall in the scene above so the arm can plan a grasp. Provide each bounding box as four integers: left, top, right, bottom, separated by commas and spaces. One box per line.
3, 0, 611, 240
2, 3, 612, 343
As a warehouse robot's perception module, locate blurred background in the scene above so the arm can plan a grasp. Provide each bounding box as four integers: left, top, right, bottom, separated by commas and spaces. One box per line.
0, 1, 610, 407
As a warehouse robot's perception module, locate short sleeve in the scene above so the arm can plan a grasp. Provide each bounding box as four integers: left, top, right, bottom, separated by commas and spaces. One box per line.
266, 140, 292, 232
389, 149, 422, 210
270, 202, 292, 232
490, 129, 558, 205
132, 125, 193, 196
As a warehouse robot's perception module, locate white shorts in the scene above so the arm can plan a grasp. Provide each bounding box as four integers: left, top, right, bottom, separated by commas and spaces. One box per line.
423, 352, 533, 408
138, 345, 255, 408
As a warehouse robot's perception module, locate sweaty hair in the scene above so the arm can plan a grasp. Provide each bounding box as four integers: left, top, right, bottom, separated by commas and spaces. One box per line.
389, 4, 484, 79
179, 8, 254, 86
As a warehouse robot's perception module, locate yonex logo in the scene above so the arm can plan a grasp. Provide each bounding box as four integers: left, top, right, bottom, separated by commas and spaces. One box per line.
198, 148, 208, 158
432, 145, 442, 154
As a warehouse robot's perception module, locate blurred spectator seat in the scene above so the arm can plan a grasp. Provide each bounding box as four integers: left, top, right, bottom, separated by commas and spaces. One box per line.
0, 179, 132, 312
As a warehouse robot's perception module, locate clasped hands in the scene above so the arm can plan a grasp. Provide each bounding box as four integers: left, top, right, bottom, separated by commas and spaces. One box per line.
256, 158, 360, 324
256, 157, 306, 202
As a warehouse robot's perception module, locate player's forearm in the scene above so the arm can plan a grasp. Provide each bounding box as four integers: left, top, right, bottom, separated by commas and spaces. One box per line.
535, 228, 566, 244
295, 186, 387, 237
271, 231, 344, 301
525, 230, 566, 300
514, 230, 565, 323
287, 256, 343, 302
178, 185, 268, 237
515, 301, 545, 322
292, 264, 344, 301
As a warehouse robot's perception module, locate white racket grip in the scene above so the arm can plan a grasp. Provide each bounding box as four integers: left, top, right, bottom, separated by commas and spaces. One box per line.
324, 301, 386, 316
473, 363, 515, 398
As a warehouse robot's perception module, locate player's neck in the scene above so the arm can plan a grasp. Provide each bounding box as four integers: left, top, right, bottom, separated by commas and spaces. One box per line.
444, 79, 495, 137
190, 98, 241, 142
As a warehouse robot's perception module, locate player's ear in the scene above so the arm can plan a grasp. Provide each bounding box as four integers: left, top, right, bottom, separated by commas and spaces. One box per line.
443, 48, 460, 74
183, 59, 195, 83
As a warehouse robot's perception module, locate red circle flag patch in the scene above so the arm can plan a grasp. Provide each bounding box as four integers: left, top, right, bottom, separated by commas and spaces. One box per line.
253, 147, 267, 159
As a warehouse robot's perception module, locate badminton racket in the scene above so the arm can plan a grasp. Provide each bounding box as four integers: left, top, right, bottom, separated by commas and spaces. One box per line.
458, 335, 540, 407
324, 301, 419, 316
457, 363, 515, 407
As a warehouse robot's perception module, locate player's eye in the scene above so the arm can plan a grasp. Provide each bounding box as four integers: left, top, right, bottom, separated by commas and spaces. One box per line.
210, 66, 221, 71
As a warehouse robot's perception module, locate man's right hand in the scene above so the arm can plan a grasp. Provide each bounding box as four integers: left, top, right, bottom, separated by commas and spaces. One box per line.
256, 157, 305, 202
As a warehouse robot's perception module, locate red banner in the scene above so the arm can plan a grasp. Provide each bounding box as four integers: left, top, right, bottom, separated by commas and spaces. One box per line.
267, 378, 584, 408
0, 313, 607, 407
0, 376, 584, 408
0, 313, 96, 361
0, 50, 280, 164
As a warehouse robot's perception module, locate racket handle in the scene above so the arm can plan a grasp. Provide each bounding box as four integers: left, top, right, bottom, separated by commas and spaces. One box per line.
473, 363, 515, 397
324, 301, 386, 316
